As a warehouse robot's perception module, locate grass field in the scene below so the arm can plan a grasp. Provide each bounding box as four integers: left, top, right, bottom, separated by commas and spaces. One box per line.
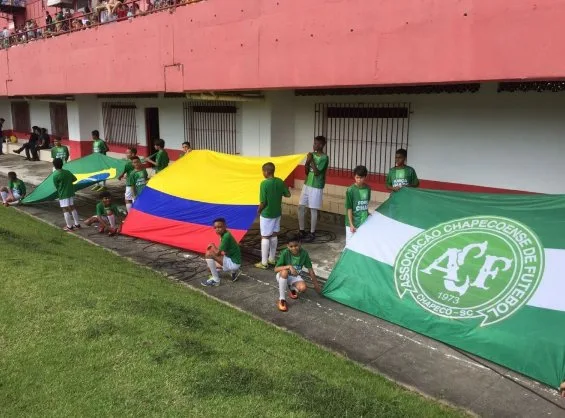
0, 207, 467, 417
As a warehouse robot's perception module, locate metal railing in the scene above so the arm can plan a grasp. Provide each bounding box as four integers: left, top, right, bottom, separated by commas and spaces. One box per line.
0, 0, 203, 49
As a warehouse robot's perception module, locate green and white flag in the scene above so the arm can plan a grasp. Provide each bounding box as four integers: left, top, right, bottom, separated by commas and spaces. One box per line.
323, 188, 565, 388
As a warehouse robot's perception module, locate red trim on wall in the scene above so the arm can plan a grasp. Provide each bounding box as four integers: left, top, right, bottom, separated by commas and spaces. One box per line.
292, 166, 532, 195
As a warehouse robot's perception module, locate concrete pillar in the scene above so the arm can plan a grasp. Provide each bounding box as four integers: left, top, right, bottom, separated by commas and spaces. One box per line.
66, 95, 100, 159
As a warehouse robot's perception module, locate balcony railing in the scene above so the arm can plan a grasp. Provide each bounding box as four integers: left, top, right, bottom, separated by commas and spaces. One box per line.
0, 0, 203, 49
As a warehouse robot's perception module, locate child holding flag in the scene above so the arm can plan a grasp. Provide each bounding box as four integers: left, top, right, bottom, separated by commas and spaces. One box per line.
127, 156, 149, 202
201, 218, 242, 287
1, 171, 26, 206
255, 162, 291, 270
146, 139, 169, 174
119, 147, 137, 212
386, 148, 419, 191
51, 137, 69, 164
298, 136, 329, 242
345, 165, 371, 245
53, 158, 81, 231
91, 130, 109, 191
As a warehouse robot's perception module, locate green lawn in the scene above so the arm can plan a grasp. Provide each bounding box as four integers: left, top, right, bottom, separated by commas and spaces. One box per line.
0, 207, 467, 417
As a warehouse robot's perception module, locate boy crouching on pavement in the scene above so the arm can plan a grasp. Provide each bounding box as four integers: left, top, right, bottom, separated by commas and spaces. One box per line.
84, 191, 122, 236
273, 234, 321, 312
201, 218, 242, 287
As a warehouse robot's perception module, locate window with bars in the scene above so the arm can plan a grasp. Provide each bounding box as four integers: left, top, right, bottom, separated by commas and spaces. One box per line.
49, 102, 69, 138
314, 103, 411, 179
11, 101, 30, 133
102, 102, 137, 146
183, 101, 237, 154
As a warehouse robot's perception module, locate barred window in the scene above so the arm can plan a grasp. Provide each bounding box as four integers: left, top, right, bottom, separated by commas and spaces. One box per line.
102, 102, 137, 146
314, 103, 411, 179
183, 101, 237, 154
11, 101, 30, 133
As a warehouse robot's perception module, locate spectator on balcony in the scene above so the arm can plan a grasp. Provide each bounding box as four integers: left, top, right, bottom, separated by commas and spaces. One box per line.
45, 11, 53, 31
116, 3, 127, 20
131, 2, 141, 15
25, 20, 37, 40
55, 10, 64, 32
82, 6, 92, 25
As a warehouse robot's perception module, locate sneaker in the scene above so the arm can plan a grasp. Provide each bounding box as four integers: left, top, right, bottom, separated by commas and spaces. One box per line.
277, 299, 288, 312
254, 262, 268, 270
298, 230, 307, 240
231, 269, 241, 282
63, 226, 74, 232
288, 288, 299, 300
304, 232, 316, 243
201, 278, 220, 287
12, 149, 21, 155
73, 224, 81, 229
267, 259, 276, 266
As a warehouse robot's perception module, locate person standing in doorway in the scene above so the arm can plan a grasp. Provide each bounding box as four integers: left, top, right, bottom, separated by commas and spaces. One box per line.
298, 136, 329, 242
385, 148, 419, 192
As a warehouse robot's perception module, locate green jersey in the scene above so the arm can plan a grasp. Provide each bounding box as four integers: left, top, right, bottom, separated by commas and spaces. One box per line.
127, 169, 149, 196
386, 165, 419, 189
123, 160, 134, 178
155, 149, 169, 173
219, 230, 241, 265
51, 145, 69, 162
305, 153, 329, 189
53, 169, 76, 199
93, 139, 108, 154
345, 184, 371, 228
95, 202, 120, 217
9, 179, 26, 197
276, 248, 313, 272
259, 177, 290, 219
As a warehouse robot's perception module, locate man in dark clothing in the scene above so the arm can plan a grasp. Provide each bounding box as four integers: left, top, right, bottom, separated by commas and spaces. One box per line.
39, 128, 51, 149
13, 126, 41, 161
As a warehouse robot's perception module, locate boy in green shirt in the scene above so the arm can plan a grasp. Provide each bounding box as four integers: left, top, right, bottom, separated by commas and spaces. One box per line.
386, 148, 419, 191
126, 156, 149, 202
53, 158, 81, 232
146, 138, 169, 174
298, 135, 329, 242
85, 191, 122, 236
255, 162, 291, 270
119, 147, 137, 212
201, 218, 242, 287
345, 165, 371, 245
1, 171, 26, 206
91, 130, 109, 191
50, 137, 69, 164
178, 141, 192, 159
274, 234, 322, 312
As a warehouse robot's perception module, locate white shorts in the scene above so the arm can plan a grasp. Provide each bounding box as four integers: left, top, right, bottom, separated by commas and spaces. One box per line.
59, 197, 74, 208
299, 185, 323, 210
345, 227, 355, 245
222, 256, 240, 272
12, 191, 21, 201
276, 272, 304, 287
124, 186, 134, 201
259, 216, 281, 237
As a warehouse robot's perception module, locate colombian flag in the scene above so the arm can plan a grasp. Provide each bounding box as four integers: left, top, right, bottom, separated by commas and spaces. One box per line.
122, 150, 305, 253
22, 153, 127, 204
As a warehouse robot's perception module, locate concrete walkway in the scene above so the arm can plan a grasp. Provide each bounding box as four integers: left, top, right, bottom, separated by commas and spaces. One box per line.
2, 153, 564, 417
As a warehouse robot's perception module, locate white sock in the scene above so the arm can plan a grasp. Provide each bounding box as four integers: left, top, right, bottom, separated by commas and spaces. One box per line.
0, 191, 7, 203
310, 209, 318, 233
107, 214, 116, 228
206, 259, 220, 281
269, 236, 278, 261
298, 205, 305, 231
261, 238, 270, 265
277, 275, 287, 300
125, 203, 132, 212
63, 212, 73, 228
71, 209, 80, 225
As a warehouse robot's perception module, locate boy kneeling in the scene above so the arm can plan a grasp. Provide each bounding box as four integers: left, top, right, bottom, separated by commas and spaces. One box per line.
274, 234, 321, 312
85, 191, 122, 236
1, 171, 26, 206
201, 218, 242, 287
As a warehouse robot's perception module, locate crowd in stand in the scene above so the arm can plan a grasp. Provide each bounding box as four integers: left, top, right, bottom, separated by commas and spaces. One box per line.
0, 0, 198, 48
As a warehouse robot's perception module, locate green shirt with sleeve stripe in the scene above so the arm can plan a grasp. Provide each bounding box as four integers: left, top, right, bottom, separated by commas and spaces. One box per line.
345, 184, 371, 228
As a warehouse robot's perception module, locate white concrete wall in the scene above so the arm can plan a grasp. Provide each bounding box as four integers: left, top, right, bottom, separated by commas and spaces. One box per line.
29, 101, 51, 132
240, 101, 271, 156
293, 86, 565, 194
269, 91, 296, 157
0, 101, 12, 130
